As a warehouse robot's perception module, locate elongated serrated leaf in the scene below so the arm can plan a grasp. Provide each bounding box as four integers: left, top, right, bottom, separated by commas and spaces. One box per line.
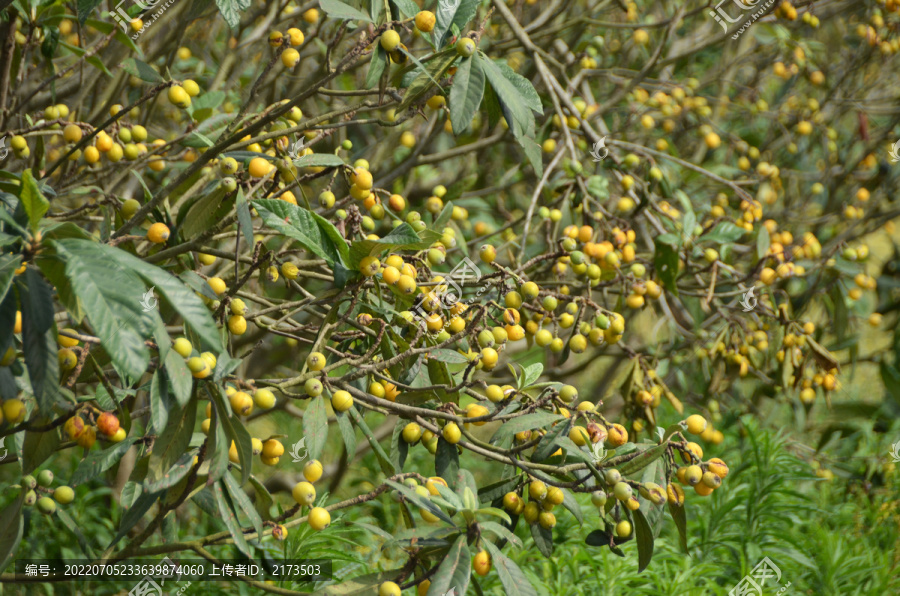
435, 438, 460, 484
633, 508, 655, 572
19, 170, 48, 234
0, 494, 25, 574
213, 479, 252, 556
385, 480, 455, 525
72, 436, 140, 486
292, 153, 346, 169
150, 368, 170, 432
304, 396, 329, 461
481, 57, 534, 140
480, 520, 522, 547
429, 533, 471, 595
22, 426, 61, 476
54, 239, 153, 380
216, 0, 251, 29
349, 406, 395, 475
335, 411, 357, 457
210, 386, 254, 485
617, 443, 667, 477
77, 0, 105, 24
107, 245, 225, 353
434, 0, 479, 47
530, 522, 553, 557
492, 60, 542, 113
223, 471, 263, 536
319, 0, 373, 22
121, 57, 164, 83
165, 349, 193, 406
483, 540, 539, 596
57, 508, 96, 558
450, 52, 485, 135
396, 49, 459, 112
18, 272, 59, 412
391, 0, 420, 18
0, 254, 22, 305
249, 475, 275, 521
145, 452, 195, 493
254, 199, 345, 266
668, 500, 689, 553
148, 395, 197, 486
111, 490, 159, 548
366, 45, 388, 89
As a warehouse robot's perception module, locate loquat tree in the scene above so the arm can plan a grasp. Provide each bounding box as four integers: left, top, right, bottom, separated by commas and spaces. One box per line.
0, 0, 899, 594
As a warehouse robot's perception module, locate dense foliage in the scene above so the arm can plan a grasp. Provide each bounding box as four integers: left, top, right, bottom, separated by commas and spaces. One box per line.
1, 0, 900, 594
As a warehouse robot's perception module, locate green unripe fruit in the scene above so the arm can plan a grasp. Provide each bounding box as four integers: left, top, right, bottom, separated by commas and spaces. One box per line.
559, 385, 578, 402
319, 191, 335, 209
521, 281, 539, 300
342, 140, 353, 150
542, 296, 558, 311
604, 469, 621, 485
37, 470, 54, 487
613, 481, 633, 501
427, 248, 445, 266
595, 313, 610, 330
24, 490, 37, 506
305, 378, 324, 397
37, 496, 57, 515
591, 491, 607, 507
22, 475, 36, 490
505, 291, 523, 309
561, 237, 577, 252
221, 177, 237, 192
477, 329, 495, 348
53, 486, 75, 504
456, 37, 476, 57
569, 251, 585, 265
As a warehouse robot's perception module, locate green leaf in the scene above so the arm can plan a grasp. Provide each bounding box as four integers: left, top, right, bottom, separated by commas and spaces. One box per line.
450, 53, 485, 135
147, 395, 197, 486
531, 418, 570, 462
586, 175, 610, 200
235, 187, 254, 247
319, 0, 374, 22
253, 199, 346, 266
165, 349, 193, 407
18, 270, 59, 411
111, 490, 159, 548
291, 153, 346, 169
366, 45, 388, 90
335, 411, 358, 458
481, 57, 534, 140
120, 58, 164, 83
668, 500, 689, 553
22, 426, 61, 476
347, 222, 424, 269
0, 494, 25, 574
530, 522, 553, 557
54, 239, 154, 380
483, 539, 539, 596
106, 244, 225, 353
249, 475, 275, 521
216, 0, 251, 29
435, 437, 460, 483
429, 534, 471, 595
20, 170, 49, 234
391, 0, 420, 18
653, 240, 680, 297
492, 60, 542, 113
633, 508, 655, 572
617, 443, 667, 477
756, 225, 771, 260
57, 508, 96, 559
223, 471, 263, 537
396, 49, 459, 112
144, 452, 195, 493
304, 396, 329, 461
0, 254, 22, 304
434, 0, 479, 47
77, 0, 104, 24
703, 221, 745, 244
385, 479, 455, 525
213, 478, 252, 556
72, 435, 140, 486
521, 363, 543, 388
182, 187, 230, 239
211, 386, 254, 486
480, 520, 522, 547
